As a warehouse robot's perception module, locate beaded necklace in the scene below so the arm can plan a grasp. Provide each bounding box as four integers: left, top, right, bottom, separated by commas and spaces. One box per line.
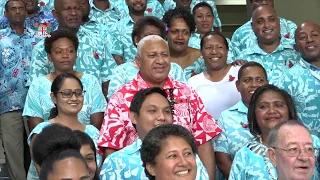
259, 136, 277, 180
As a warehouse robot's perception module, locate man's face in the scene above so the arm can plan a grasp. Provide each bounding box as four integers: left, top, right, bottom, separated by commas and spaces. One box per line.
53, 0, 82, 31
23, 0, 38, 13
5, 1, 26, 26
251, 6, 280, 45
137, 39, 171, 86
175, 0, 191, 9
251, 0, 274, 11
295, 22, 320, 62
270, 125, 315, 180
236, 66, 268, 107
126, 0, 147, 15
131, 93, 173, 140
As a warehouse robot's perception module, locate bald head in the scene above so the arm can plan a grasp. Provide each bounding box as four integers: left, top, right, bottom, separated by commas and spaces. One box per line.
252, 5, 278, 20
294, 21, 320, 62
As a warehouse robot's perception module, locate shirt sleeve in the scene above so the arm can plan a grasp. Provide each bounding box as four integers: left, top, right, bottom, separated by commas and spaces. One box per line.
100, 34, 117, 82
213, 114, 230, 154
99, 155, 122, 180
228, 148, 247, 180
107, 65, 127, 99
88, 76, 107, 115
22, 79, 45, 119
110, 24, 124, 57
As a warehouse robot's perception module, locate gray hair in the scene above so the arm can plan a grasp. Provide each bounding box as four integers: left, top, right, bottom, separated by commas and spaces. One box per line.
268, 120, 310, 147
137, 35, 168, 56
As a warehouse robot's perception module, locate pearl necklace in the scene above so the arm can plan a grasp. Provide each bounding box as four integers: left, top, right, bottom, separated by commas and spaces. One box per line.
259, 136, 277, 180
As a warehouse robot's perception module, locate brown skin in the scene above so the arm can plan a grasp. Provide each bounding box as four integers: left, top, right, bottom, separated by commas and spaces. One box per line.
251, 0, 274, 11
93, 0, 110, 11
5, 0, 26, 35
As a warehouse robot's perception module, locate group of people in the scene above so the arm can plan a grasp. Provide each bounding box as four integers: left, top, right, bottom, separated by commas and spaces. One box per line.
0, 0, 319, 179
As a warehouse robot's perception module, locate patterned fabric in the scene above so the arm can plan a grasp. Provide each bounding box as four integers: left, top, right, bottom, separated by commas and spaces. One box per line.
100, 138, 209, 180
234, 37, 301, 81
27, 121, 101, 180
162, 0, 222, 28
188, 32, 231, 50
22, 74, 107, 125
88, 1, 124, 29
81, 20, 110, 39
187, 66, 241, 119
183, 55, 206, 80
0, 9, 58, 32
37, 0, 54, 11
0, 27, 39, 115
107, 61, 187, 99
113, 0, 165, 19
98, 73, 222, 150
274, 59, 320, 137
229, 18, 297, 60
28, 26, 116, 85
229, 136, 320, 180
213, 101, 253, 159
0, 0, 6, 18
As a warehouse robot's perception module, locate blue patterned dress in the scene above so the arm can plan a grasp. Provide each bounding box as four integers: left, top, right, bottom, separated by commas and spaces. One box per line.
27, 121, 101, 180
183, 56, 206, 80
100, 138, 209, 180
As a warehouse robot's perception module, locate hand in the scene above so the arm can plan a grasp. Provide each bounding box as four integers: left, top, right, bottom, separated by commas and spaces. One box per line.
231, 60, 248, 66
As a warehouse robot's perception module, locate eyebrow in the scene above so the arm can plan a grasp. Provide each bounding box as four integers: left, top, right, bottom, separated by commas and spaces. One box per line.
286, 142, 313, 146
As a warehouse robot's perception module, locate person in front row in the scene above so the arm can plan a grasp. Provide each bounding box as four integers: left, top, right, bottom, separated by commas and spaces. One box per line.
98, 35, 222, 179
268, 121, 317, 180
214, 62, 269, 179
141, 124, 205, 180
100, 87, 208, 179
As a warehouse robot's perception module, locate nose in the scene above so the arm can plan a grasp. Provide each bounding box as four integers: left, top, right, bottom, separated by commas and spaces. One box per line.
250, 79, 260, 88
261, 0, 269, 5
268, 104, 277, 114
62, 51, 70, 58
297, 149, 310, 161
70, 92, 77, 100
177, 32, 184, 40
178, 155, 189, 166
306, 35, 314, 43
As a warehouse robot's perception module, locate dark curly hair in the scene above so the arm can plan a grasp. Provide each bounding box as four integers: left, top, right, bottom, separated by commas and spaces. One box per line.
44, 29, 79, 54
192, 2, 213, 17
248, 84, 298, 136
162, 8, 196, 34
140, 124, 197, 180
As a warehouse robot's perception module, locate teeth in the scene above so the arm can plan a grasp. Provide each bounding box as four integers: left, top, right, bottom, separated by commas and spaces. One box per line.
249, 91, 255, 94
307, 46, 315, 50
70, 103, 78, 106
263, 30, 272, 33
176, 170, 188, 175
211, 57, 219, 60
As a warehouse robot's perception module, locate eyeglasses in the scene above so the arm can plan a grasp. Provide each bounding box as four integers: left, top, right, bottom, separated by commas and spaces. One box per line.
55, 89, 85, 98
271, 146, 316, 157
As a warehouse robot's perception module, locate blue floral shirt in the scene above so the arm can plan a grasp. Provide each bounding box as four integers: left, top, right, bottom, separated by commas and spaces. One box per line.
100, 138, 209, 180
0, 9, 58, 32
234, 37, 301, 80
229, 17, 297, 60
28, 26, 116, 85
229, 136, 320, 180
0, 27, 39, 115
273, 59, 320, 137
27, 121, 101, 180
107, 61, 187, 99
183, 56, 206, 80
162, 0, 222, 28
22, 74, 107, 125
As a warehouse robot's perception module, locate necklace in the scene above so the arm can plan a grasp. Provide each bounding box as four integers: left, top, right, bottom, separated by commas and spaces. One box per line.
260, 135, 277, 180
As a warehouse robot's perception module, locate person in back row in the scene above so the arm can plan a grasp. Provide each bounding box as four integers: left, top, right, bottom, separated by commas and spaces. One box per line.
230, 0, 297, 59
275, 21, 320, 137
107, 16, 187, 99
98, 35, 221, 179
100, 87, 208, 179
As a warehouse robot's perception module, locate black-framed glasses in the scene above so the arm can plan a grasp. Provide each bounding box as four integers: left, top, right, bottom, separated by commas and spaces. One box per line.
271, 146, 316, 157
55, 89, 85, 98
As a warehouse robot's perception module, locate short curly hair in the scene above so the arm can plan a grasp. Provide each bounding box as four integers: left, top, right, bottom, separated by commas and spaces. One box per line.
162, 8, 196, 34
44, 29, 79, 54
140, 124, 197, 180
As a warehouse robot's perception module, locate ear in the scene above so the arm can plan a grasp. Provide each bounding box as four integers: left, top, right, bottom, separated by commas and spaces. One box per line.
50, 92, 57, 104
268, 148, 277, 167
294, 43, 298, 52
136, 55, 142, 69
134, 36, 139, 46
236, 80, 240, 92
47, 53, 52, 62
129, 111, 138, 125
146, 163, 156, 177
52, 9, 58, 19
4, 11, 7, 18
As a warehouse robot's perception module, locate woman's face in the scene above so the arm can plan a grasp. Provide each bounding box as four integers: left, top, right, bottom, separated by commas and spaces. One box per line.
52, 78, 84, 116
255, 91, 290, 134
80, 145, 96, 179
194, 6, 213, 35
201, 35, 228, 70
47, 157, 90, 180
148, 136, 197, 180
48, 38, 77, 73
167, 18, 191, 53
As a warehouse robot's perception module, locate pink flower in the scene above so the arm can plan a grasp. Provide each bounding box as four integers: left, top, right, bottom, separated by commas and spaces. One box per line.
39, 1, 45, 6
93, 52, 99, 59
147, 8, 152, 13
289, 61, 294, 68
229, 75, 235, 81
284, 33, 290, 38
191, 71, 197, 77
240, 122, 248, 128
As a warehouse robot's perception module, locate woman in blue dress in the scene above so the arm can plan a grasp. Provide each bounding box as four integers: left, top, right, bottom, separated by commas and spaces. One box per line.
27, 73, 101, 180
229, 84, 299, 180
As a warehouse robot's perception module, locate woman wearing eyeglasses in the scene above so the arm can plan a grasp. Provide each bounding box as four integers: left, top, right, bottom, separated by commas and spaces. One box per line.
23, 29, 106, 131
27, 73, 102, 180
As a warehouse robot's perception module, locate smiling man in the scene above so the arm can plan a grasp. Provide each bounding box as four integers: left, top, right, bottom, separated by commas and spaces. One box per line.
275, 21, 320, 137
99, 35, 221, 179
234, 5, 301, 81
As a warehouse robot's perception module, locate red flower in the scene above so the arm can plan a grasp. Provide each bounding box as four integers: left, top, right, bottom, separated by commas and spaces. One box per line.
0, 34, 2, 39
191, 71, 197, 77
284, 33, 290, 38
240, 122, 248, 128
147, 8, 153, 13
229, 75, 235, 81
39, 1, 45, 6
289, 61, 294, 68
93, 52, 99, 59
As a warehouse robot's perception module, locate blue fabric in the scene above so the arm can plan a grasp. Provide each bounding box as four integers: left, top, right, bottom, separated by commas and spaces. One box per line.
273, 59, 320, 137
183, 56, 206, 80
100, 138, 209, 180
27, 121, 101, 180
0, 27, 39, 114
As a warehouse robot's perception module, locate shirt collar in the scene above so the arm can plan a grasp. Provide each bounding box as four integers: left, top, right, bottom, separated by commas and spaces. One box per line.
133, 72, 175, 90
247, 37, 295, 55
229, 100, 248, 114
300, 58, 320, 71
3, 26, 34, 36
